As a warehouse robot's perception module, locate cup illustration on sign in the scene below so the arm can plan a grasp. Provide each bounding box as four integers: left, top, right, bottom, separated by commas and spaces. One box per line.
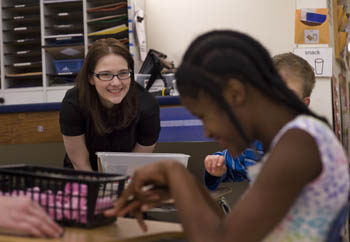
314, 58, 324, 75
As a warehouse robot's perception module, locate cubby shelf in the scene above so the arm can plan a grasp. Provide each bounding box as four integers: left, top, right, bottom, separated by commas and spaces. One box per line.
0, 0, 134, 105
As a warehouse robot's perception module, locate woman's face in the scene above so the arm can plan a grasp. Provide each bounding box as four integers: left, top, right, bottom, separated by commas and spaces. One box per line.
181, 92, 248, 157
89, 54, 131, 108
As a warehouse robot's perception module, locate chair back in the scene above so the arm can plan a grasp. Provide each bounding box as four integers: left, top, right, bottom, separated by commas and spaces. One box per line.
326, 203, 349, 242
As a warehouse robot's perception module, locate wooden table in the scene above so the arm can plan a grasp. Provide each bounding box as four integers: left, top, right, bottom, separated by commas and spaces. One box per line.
0, 181, 231, 242
210, 186, 232, 201
0, 218, 184, 242
145, 186, 232, 222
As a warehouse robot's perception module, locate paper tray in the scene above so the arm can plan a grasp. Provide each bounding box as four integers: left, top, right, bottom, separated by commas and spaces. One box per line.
96, 152, 190, 176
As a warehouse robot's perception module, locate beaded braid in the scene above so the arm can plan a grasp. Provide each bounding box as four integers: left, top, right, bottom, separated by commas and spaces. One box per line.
227, 31, 327, 123
202, 31, 328, 123
176, 31, 328, 144
189, 31, 327, 123
176, 30, 328, 147
176, 64, 251, 144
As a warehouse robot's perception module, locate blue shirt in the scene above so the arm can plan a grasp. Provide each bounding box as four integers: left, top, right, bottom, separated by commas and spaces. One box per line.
204, 140, 264, 190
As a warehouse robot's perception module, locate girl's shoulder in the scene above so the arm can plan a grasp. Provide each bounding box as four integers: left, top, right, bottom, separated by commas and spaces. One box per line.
272, 115, 348, 169
272, 115, 334, 148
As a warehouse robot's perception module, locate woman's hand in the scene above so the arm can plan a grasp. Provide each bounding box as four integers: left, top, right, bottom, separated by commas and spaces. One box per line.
0, 196, 63, 238
105, 160, 177, 231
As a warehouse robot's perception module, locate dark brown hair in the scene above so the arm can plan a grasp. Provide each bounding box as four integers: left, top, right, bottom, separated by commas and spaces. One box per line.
272, 52, 315, 98
175, 30, 327, 145
76, 38, 137, 135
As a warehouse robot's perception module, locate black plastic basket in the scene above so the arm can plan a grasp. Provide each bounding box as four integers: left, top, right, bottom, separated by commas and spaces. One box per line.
0, 164, 128, 228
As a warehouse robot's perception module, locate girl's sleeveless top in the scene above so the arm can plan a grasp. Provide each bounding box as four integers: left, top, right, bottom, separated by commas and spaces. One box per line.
248, 115, 349, 242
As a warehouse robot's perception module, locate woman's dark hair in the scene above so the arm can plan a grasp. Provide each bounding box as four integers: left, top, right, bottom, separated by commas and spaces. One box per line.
175, 30, 328, 144
76, 38, 137, 135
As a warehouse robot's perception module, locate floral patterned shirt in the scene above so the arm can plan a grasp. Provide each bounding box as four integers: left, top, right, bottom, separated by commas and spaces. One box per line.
248, 115, 349, 242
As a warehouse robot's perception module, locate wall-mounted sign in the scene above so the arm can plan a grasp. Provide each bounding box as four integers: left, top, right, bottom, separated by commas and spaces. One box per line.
294, 8, 330, 44
293, 47, 333, 77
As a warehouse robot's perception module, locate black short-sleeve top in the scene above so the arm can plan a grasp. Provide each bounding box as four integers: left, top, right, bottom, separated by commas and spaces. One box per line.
59, 84, 161, 170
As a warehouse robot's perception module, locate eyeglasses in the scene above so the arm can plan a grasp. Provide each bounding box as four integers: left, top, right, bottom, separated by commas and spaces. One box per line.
93, 70, 132, 81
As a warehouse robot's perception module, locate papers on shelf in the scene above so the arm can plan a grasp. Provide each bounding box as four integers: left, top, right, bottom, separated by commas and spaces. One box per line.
87, 3, 127, 13
87, 14, 127, 23
6, 72, 42, 77
44, 45, 83, 59
45, 33, 83, 39
11, 61, 41, 67
44, 0, 81, 3
88, 24, 128, 36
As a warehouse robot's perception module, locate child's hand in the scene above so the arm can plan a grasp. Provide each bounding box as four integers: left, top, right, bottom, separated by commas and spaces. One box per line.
204, 155, 227, 177
105, 160, 175, 232
0, 196, 63, 238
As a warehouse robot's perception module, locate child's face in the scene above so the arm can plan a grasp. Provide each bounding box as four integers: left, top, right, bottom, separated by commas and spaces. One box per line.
181, 92, 248, 157
89, 54, 131, 108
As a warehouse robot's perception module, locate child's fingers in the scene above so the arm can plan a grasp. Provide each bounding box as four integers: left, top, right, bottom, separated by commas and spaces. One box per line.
216, 157, 226, 167
142, 188, 170, 202
117, 199, 142, 217
204, 156, 212, 171
105, 183, 137, 217
134, 210, 147, 232
141, 202, 158, 212
211, 159, 218, 171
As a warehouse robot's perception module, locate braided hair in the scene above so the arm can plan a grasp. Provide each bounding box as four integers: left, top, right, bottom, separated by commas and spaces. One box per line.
175, 30, 328, 145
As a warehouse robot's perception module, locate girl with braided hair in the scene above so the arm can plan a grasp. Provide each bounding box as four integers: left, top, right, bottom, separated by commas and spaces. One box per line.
106, 30, 349, 242
204, 52, 317, 191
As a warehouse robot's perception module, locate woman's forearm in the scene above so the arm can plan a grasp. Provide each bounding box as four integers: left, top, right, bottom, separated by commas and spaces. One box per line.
71, 158, 93, 171
65, 148, 92, 171
62, 135, 93, 171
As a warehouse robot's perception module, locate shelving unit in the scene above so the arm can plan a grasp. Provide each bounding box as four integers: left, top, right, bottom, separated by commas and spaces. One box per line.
0, 0, 134, 105
2, 0, 42, 90
42, 0, 84, 89
86, 0, 129, 48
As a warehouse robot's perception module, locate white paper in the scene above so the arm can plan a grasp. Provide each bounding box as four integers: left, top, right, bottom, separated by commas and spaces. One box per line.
293, 47, 333, 77
60, 48, 81, 56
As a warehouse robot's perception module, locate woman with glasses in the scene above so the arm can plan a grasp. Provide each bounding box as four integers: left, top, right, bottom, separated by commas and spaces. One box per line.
59, 38, 161, 171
